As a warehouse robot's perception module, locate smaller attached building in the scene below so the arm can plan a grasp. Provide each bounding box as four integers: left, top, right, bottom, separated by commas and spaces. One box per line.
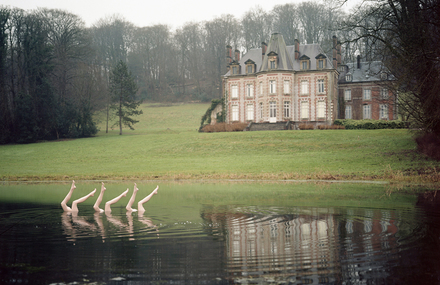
338, 56, 397, 120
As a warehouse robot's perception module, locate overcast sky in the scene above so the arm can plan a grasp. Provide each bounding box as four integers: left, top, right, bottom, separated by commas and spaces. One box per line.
1, 0, 356, 30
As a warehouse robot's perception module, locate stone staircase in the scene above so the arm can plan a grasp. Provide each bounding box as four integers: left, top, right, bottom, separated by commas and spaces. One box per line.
247, 121, 292, 131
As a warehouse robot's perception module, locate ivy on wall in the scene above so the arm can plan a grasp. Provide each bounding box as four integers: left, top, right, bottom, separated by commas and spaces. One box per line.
199, 98, 225, 130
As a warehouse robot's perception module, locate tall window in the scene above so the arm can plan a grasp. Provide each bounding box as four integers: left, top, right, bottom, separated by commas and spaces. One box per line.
259, 102, 263, 119
259, 81, 263, 95
345, 105, 352, 119
232, 66, 238, 74
380, 104, 388, 119
381, 88, 389, 99
270, 60, 276, 69
301, 61, 308, 70
247, 65, 253, 74
318, 59, 325, 69
232, 105, 239, 121
269, 80, 276, 93
284, 80, 290, 94
283, 101, 290, 118
301, 101, 309, 119
363, 104, 371, 119
269, 101, 277, 118
317, 101, 325, 118
246, 104, 254, 121
363, 89, 371, 100
231, 85, 238, 98
344, 89, 351, 101
300, 80, 308, 95
246, 84, 254, 97
318, 79, 325, 93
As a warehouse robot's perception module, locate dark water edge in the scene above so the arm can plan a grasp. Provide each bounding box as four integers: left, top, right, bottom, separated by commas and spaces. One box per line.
0, 183, 439, 284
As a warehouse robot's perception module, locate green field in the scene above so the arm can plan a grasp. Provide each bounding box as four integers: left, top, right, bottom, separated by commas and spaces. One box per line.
1, 102, 439, 183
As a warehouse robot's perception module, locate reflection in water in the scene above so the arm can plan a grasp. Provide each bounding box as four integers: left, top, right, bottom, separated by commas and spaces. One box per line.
61, 210, 159, 243
201, 206, 406, 284
0, 194, 439, 284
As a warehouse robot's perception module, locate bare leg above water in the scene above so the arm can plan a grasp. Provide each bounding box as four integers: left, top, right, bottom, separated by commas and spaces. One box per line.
126, 183, 139, 212
104, 188, 129, 213
137, 185, 159, 214
61, 180, 76, 212
61, 180, 96, 212
93, 182, 106, 213
71, 189, 96, 212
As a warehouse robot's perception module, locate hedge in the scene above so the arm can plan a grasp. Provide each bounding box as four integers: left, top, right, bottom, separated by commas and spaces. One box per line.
333, 119, 407, 129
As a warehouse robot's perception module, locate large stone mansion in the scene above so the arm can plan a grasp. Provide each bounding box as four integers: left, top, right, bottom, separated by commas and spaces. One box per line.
221, 33, 396, 129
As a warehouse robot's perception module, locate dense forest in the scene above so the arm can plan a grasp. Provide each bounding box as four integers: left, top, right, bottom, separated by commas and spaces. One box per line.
1, 0, 438, 144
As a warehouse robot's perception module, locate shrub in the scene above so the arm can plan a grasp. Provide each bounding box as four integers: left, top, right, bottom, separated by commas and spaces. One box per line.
317, 125, 345, 130
298, 124, 314, 130
201, 122, 247, 133
415, 133, 440, 161
333, 119, 407, 130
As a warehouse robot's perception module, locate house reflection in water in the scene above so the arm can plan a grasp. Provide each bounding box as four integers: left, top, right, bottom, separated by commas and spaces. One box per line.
201, 206, 399, 284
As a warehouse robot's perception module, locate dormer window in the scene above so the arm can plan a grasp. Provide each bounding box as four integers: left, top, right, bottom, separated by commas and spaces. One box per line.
267, 51, 278, 70
230, 60, 240, 75
299, 55, 310, 70
345, 73, 352, 82
244, 59, 256, 74
380, 72, 388, 80
315, 54, 327, 69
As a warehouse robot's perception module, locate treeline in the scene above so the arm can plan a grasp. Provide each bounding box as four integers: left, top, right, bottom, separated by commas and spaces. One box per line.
0, 2, 355, 144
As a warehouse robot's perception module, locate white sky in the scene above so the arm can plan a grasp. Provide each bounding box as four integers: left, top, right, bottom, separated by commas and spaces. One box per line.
1, 0, 357, 30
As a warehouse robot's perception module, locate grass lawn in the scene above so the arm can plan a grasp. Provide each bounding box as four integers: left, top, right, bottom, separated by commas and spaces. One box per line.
0, 102, 439, 183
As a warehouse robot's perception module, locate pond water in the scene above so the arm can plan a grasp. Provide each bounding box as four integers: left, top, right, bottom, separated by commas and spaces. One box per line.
0, 181, 439, 284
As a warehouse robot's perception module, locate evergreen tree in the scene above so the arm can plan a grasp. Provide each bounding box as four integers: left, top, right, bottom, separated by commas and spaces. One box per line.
109, 60, 142, 135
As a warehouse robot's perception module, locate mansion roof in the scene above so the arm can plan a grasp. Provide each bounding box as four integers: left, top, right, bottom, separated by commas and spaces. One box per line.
224, 33, 335, 76
338, 59, 392, 83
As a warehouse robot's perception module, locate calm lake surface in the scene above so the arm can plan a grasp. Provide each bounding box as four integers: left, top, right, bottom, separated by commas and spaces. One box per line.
0, 181, 439, 284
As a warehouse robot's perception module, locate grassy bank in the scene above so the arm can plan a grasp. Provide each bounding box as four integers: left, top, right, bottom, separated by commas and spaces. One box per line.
1, 103, 439, 183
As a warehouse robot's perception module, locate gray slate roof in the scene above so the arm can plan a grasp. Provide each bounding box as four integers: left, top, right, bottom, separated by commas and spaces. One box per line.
224, 33, 334, 76
338, 60, 391, 83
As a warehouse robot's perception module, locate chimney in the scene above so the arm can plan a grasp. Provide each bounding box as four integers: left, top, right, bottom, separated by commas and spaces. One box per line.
357, 55, 361, 69
337, 41, 341, 65
235, 49, 240, 62
226, 45, 232, 65
332, 35, 338, 69
294, 39, 300, 60
261, 42, 267, 60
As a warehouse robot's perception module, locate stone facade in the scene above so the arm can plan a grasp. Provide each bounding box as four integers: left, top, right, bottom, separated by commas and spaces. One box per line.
222, 34, 397, 129
222, 33, 339, 129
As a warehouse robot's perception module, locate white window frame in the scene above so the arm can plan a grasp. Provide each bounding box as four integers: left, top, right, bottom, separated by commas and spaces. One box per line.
363, 89, 371, 101
380, 104, 388, 119
232, 105, 239, 121
318, 79, 325, 93
344, 89, 351, 101
283, 101, 290, 118
246, 83, 254, 98
345, 105, 352, 119
283, 80, 290, 94
246, 104, 254, 121
269, 80, 276, 94
247, 65, 253, 74
363, 104, 371, 119
300, 80, 308, 95
301, 101, 309, 119
231, 85, 238, 99
269, 101, 277, 118
381, 88, 389, 99
317, 101, 325, 119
